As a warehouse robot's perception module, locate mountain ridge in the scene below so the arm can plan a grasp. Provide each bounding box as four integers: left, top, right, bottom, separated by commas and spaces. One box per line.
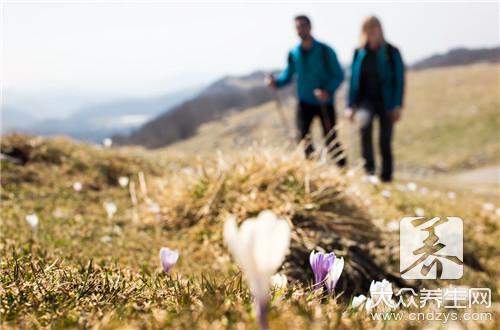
411, 46, 500, 70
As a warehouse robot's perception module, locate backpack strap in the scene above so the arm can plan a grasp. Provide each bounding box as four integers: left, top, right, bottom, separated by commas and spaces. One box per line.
385, 43, 397, 89
353, 48, 359, 62
287, 50, 294, 66
385, 43, 395, 70
320, 43, 332, 75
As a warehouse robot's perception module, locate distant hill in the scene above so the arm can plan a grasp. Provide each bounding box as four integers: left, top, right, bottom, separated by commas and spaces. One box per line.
411, 46, 500, 70
114, 71, 291, 148
3, 88, 197, 142
1, 107, 37, 133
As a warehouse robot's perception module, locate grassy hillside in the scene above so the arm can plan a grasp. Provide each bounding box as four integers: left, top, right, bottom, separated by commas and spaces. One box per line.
1, 132, 499, 328
165, 63, 500, 174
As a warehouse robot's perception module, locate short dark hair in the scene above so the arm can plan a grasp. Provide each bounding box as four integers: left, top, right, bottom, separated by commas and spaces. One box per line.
294, 15, 311, 27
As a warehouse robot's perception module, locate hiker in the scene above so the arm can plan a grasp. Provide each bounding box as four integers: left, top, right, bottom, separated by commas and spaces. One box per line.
267, 15, 346, 166
345, 16, 405, 182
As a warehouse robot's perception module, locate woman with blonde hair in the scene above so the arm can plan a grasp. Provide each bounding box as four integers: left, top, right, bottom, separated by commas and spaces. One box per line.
346, 16, 405, 182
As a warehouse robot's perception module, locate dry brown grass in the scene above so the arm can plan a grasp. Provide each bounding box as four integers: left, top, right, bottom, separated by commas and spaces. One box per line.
1, 133, 499, 329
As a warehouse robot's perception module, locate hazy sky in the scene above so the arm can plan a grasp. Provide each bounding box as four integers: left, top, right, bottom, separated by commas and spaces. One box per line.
3, 1, 499, 102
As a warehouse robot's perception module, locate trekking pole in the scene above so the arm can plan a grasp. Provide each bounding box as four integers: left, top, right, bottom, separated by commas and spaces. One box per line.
320, 103, 332, 136
319, 102, 335, 160
273, 90, 293, 139
349, 115, 356, 168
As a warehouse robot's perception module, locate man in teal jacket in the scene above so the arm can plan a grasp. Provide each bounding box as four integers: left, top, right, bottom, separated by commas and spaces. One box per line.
267, 15, 346, 166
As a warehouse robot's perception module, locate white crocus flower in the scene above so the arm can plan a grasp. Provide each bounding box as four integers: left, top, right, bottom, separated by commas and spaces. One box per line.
102, 138, 112, 148
52, 208, 64, 218
365, 175, 380, 185
118, 176, 129, 188
270, 273, 288, 290
224, 210, 291, 330
381, 190, 391, 198
73, 181, 82, 192
351, 279, 395, 314
387, 220, 399, 232
414, 207, 425, 217
482, 202, 494, 211
351, 294, 367, 309
104, 202, 117, 219
406, 182, 417, 191
25, 214, 39, 229
147, 201, 161, 214
100, 236, 112, 244
364, 297, 375, 312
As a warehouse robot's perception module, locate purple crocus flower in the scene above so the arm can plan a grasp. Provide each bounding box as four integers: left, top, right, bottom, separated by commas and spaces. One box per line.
159, 247, 179, 273
309, 250, 335, 286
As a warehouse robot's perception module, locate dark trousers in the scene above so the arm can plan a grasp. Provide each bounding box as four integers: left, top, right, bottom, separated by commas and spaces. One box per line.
359, 103, 393, 181
296, 101, 346, 167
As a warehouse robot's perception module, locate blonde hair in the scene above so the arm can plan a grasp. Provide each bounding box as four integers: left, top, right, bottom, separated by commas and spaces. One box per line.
359, 16, 384, 48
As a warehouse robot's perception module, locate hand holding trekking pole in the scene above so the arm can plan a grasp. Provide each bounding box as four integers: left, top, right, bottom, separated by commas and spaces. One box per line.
390, 107, 402, 123
344, 107, 355, 122
266, 74, 292, 135
313, 89, 329, 103
265, 75, 277, 89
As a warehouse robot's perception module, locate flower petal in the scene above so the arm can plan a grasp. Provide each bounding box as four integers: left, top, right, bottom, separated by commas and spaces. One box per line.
365, 298, 374, 313
352, 294, 367, 309
223, 211, 291, 309
270, 273, 287, 290
325, 257, 344, 293
253, 213, 290, 275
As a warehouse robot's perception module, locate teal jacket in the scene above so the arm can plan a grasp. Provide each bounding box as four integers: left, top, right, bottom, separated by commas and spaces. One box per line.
348, 43, 405, 111
275, 39, 344, 105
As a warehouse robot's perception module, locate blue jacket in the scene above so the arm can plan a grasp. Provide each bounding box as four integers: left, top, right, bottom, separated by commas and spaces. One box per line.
275, 39, 344, 105
348, 43, 405, 111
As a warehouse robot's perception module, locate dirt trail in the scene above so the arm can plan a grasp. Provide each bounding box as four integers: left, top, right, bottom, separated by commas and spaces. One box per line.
451, 165, 500, 184
425, 165, 499, 195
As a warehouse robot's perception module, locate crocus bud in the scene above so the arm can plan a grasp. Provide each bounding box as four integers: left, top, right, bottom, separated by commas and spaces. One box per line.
73, 182, 82, 192
159, 247, 179, 273
102, 138, 112, 148
104, 202, 117, 219
25, 214, 39, 229
118, 176, 129, 188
